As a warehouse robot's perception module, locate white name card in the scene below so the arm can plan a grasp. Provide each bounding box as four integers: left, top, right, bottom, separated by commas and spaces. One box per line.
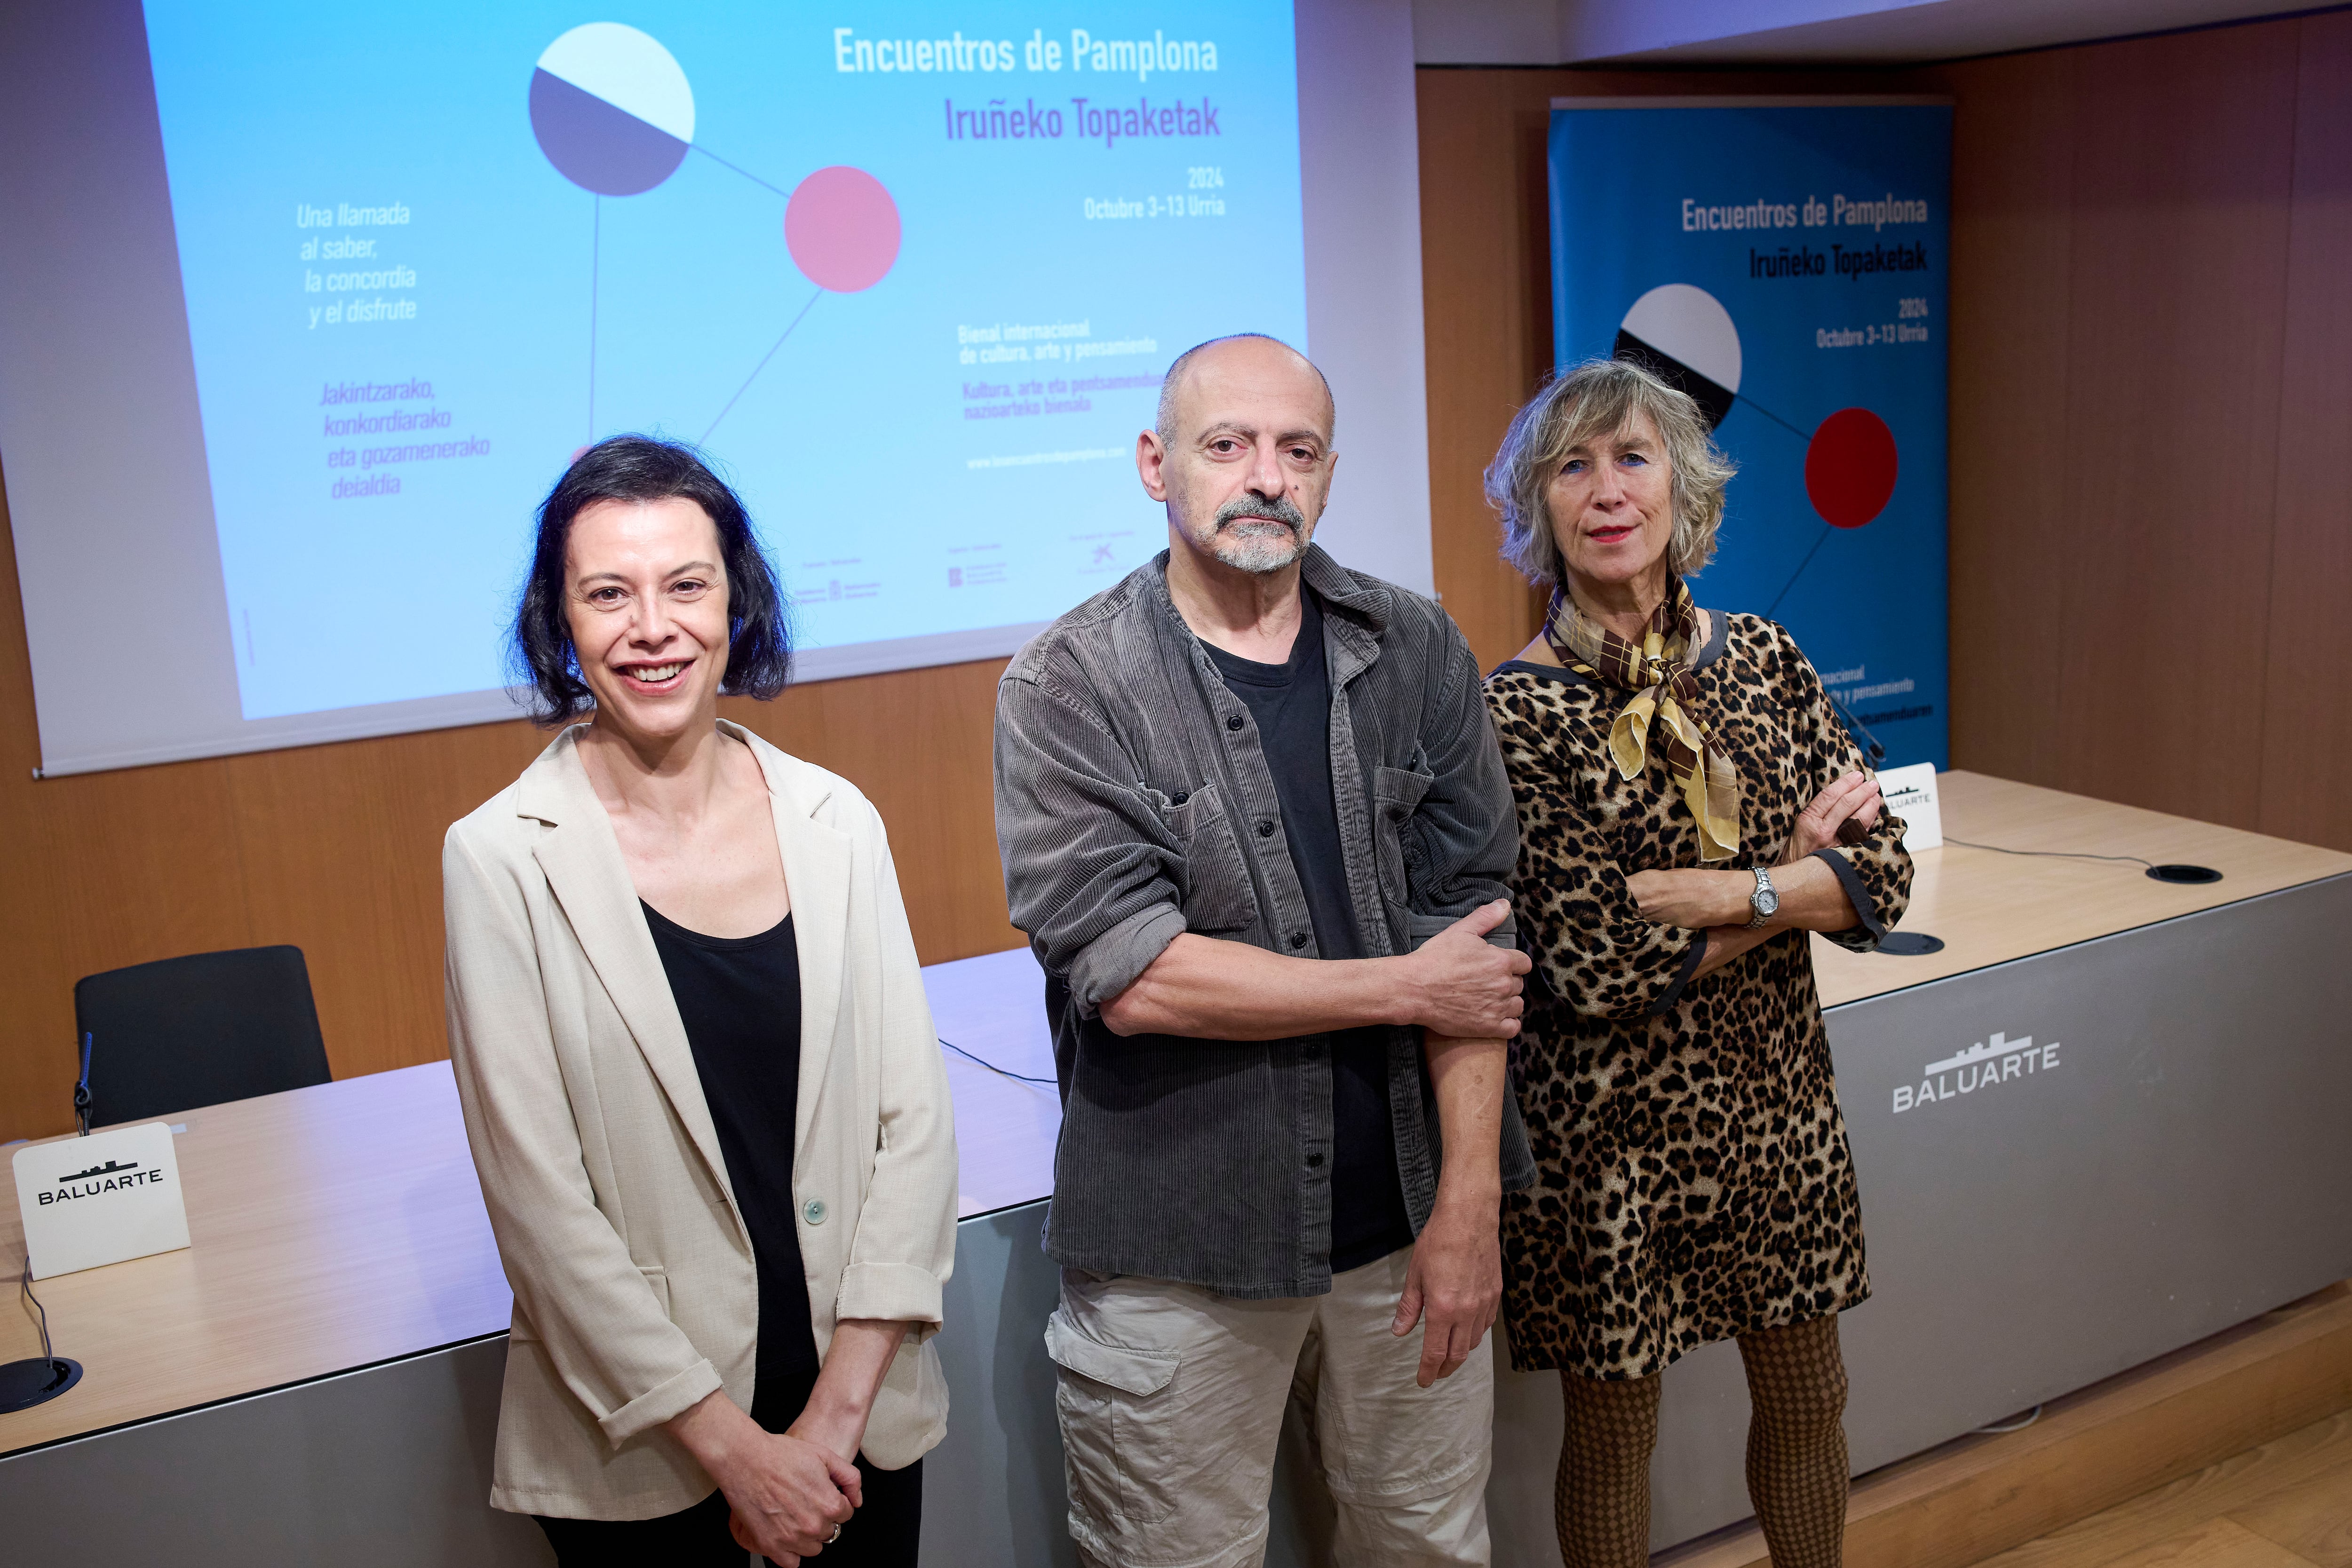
14, 1123, 191, 1280
1877, 762, 1943, 851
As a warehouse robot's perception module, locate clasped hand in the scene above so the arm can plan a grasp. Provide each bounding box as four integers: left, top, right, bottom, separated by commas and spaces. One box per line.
1785, 770, 1883, 862
1624, 771, 1882, 930
715, 1423, 863, 1565
1409, 900, 1531, 1038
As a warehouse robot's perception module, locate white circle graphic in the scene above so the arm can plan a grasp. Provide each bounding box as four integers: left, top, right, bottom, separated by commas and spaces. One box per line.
1620, 284, 1741, 396
536, 22, 695, 144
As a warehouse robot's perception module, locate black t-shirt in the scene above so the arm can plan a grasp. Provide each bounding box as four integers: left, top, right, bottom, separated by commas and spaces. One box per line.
642, 901, 822, 1386
1202, 590, 1415, 1273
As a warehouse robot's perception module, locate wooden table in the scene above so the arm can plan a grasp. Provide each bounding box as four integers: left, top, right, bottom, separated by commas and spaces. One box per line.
3, 771, 2347, 1568
0, 1060, 506, 1454
0, 964, 1066, 1458
1810, 770, 2352, 1007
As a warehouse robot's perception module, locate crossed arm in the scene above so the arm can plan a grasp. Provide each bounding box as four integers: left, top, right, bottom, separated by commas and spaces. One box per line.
1625, 770, 1884, 968
1099, 904, 1527, 1387
1097, 902, 1528, 1042
997, 624, 1527, 1385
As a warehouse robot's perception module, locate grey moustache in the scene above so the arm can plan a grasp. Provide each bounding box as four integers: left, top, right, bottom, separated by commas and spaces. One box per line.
1214, 492, 1306, 533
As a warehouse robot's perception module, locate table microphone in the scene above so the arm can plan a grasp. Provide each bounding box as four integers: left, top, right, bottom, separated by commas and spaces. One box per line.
0, 1263, 82, 1414
1824, 691, 1943, 952
73, 1031, 93, 1137
1, 1044, 94, 1412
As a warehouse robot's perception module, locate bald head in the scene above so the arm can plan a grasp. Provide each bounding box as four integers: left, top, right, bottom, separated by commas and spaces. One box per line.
1137, 333, 1341, 580
1154, 334, 1335, 451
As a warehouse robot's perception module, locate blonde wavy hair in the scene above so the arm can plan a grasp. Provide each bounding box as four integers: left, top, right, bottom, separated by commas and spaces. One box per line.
1484, 357, 1737, 586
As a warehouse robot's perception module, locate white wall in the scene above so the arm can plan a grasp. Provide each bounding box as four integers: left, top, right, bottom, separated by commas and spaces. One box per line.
1297, 0, 1436, 594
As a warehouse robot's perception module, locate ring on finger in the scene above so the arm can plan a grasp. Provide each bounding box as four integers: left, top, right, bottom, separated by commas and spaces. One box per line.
828, 1524, 843, 1544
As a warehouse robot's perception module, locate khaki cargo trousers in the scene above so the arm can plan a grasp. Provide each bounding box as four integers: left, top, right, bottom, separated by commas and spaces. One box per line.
1045, 1250, 1496, 1568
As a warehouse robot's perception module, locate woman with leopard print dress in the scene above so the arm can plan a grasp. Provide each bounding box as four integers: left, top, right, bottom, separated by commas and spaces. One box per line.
1479, 358, 1914, 1568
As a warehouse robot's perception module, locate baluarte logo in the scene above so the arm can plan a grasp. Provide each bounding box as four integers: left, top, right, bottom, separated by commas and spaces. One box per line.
1892, 1029, 2060, 1114
38, 1156, 168, 1205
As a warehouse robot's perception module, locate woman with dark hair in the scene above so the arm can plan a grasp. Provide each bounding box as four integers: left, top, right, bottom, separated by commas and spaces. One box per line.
443, 435, 957, 1566
1480, 362, 1914, 1568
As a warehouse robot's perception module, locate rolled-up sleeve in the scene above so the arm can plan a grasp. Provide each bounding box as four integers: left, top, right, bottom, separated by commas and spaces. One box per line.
1402, 619, 1521, 953
993, 669, 1186, 1015
442, 828, 721, 1447
1408, 616, 1538, 1191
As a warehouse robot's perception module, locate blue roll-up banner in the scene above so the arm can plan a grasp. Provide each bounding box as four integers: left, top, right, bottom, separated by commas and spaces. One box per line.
1549, 98, 1952, 769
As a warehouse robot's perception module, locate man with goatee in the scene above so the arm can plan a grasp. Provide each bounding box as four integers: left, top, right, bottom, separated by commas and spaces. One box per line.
994, 333, 1531, 1566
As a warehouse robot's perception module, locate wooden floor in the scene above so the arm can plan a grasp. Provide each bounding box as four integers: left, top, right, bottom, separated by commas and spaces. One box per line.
1657, 1281, 2352, 1568
1976, 1408, 2352, 1568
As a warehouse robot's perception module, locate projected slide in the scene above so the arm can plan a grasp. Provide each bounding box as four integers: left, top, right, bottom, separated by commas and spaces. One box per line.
137, 4, 1305, 720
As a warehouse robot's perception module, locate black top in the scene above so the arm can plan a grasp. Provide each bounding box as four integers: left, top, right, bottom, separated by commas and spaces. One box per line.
642, 901, 821, 1384
999, 546, 1532, 1299
1202, 589, 1415, 1273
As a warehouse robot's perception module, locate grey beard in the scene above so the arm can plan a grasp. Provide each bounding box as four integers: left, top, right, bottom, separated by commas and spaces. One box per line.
1208, 493, 1308, 575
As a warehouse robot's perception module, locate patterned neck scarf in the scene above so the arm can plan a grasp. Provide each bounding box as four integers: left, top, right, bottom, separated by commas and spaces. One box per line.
1544, 578, 1742, 862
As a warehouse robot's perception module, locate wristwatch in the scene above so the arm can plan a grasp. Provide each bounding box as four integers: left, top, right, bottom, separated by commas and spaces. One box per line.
1745, 866, 1780, 928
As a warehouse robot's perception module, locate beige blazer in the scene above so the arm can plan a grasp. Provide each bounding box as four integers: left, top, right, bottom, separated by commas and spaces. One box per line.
442, 722, 958, 1520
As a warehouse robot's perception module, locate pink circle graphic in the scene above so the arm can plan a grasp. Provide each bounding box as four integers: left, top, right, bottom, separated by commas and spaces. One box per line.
785, 167, 900, 292
1804, 407, 1899, 529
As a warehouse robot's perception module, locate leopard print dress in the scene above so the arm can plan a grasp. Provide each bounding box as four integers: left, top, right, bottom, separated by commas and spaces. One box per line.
1484, 611, 1914, 1381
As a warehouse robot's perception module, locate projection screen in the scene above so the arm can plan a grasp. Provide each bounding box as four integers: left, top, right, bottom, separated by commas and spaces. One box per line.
0, 0, 1431, 775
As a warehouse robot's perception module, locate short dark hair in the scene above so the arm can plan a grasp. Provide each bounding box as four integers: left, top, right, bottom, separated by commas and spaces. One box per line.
511, 435, 792, 724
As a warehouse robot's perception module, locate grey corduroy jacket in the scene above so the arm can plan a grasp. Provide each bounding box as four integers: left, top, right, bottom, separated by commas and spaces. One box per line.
992, 546, 1535, 1299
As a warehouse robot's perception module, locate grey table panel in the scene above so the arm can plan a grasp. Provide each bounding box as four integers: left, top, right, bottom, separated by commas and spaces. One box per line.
922, 1202, 1077, 1568
0, 1335, 551, 1566
0, 1206, 1082, 1568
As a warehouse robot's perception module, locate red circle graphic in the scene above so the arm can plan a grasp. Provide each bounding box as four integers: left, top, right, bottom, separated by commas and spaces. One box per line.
785, 167, 901, 293
1804, 407, 1899, 529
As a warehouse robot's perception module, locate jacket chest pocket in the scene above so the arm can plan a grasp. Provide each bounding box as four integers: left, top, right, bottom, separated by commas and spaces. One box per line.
1161, 783, 1256, 938
1372, 765, 1434, 911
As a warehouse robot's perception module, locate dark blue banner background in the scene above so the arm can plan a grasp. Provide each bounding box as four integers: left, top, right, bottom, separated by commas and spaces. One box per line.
1550, 101, 1951, 768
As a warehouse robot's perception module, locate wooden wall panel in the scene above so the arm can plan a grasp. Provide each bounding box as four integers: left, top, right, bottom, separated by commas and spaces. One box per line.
1924, 14, 2351, 844
2047, 25, 2300, 829
2258, 12, 2352, 850
223, 721, 547, 1085
1419, 20, 2351, 855
1931, 47, 2080, 786
724, 657, 1020, 966
0, 456, 1022, 1140
0, 508, 253, 1140
1415, 69, 1554, 673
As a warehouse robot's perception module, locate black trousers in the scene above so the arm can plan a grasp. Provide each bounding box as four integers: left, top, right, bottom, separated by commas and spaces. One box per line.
534, 1367, 922, 1567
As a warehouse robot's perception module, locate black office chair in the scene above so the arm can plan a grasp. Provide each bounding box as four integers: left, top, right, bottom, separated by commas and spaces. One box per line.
72, 945, 332, 1127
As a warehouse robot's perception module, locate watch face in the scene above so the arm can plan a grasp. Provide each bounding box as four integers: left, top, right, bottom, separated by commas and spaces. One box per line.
1756, 884, 1780, 915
